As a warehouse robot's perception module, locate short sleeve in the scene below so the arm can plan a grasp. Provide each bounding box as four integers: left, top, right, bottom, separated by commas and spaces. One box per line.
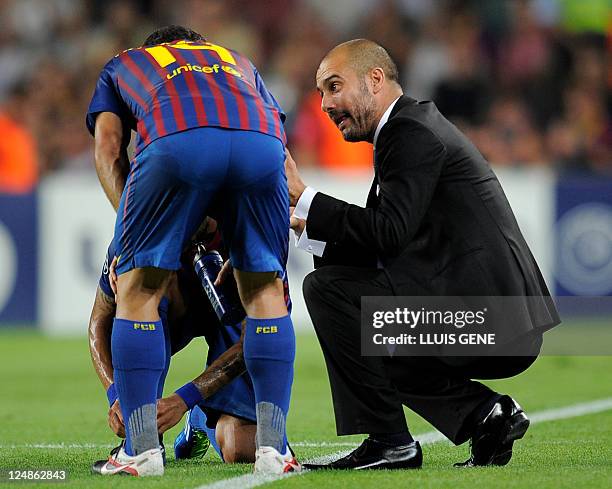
98, 240, 115, 298
253, 65, 286, 123
86, 58, 131, 136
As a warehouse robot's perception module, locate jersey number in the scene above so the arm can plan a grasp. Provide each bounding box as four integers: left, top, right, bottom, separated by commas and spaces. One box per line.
145, 41, 237, 68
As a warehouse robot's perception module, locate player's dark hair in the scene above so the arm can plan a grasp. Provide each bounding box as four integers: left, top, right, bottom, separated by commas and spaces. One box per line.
143, 25, 205, 47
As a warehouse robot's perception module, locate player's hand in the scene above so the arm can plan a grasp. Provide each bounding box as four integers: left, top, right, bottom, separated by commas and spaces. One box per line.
214, 260, 233, 287
289, 206, 306, 235
108, 400, 125, 438
290, 216, 306, 235
192, 216, 218, 243
285, 148, 306, 207
157, 394, 188, 434
109, 256, 118, 298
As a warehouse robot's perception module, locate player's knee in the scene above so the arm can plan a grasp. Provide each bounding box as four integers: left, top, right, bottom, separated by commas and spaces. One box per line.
215, 416, 256, 464
234, 270, 278, 294
234, 270, 285, 315
117, 267, 171, 297
115, 268, 172, 319
220, 443, 255, 464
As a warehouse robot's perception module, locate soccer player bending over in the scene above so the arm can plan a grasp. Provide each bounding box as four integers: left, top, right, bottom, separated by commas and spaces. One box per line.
86, 26, 297, 476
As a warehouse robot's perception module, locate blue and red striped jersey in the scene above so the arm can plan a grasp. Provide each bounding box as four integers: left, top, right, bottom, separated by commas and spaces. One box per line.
86, 40, 286, 154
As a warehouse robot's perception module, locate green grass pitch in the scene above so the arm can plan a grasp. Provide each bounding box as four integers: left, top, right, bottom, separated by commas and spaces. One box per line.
0, 329, 610, 488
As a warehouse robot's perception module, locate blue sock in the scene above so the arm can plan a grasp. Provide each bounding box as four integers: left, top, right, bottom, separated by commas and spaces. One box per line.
157, 313, 171, 399
112, 318, 165, 456
243, 315, 295, 454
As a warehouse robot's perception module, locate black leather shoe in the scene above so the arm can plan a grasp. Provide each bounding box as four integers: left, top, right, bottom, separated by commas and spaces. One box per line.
455, 395, 530, 467
304, 439, 422, 470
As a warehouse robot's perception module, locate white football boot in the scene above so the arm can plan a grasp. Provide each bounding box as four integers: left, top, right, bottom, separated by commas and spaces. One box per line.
254, 445, 301, 474
92, 445, 164, 477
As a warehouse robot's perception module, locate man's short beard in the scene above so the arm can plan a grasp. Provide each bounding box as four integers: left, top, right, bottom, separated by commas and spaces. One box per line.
342, 83, 377, 142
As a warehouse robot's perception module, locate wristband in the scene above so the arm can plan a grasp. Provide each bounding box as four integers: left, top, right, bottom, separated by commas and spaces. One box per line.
175, 382, 204, 410
106, 383, 118, 407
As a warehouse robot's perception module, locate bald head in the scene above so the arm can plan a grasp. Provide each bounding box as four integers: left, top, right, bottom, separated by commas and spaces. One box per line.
315, 39, 403, 143
322, 39, 400, 86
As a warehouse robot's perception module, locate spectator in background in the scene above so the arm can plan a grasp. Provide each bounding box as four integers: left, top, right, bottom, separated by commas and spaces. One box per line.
497, 0, 552, 89
474, 95, 546, 165
0, 82, 38, 193
159, 0, 263, 64
545, 39, 612, 173
432, 9, 490, 125
360, 0, 413, 78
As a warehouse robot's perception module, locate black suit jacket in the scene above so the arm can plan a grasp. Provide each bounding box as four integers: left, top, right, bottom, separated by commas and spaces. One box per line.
306, 95, 559, 337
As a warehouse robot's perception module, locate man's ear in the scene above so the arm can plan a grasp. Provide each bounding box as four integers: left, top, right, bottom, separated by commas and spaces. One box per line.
370, 67, 385, 95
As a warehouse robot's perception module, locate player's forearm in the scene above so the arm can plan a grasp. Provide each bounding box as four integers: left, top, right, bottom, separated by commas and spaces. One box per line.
93, 112, 130, 211
192, 342, 246, 399
163, 341, 245, 432
88, 288, 117, 391
94, 144, 129, 211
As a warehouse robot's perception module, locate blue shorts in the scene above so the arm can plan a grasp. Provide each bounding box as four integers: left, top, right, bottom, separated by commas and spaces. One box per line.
114, 127, 289, 275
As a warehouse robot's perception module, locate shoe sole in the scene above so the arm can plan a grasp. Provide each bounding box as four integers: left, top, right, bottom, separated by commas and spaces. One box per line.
490, 412, 530, 466
304, 456, 422, 471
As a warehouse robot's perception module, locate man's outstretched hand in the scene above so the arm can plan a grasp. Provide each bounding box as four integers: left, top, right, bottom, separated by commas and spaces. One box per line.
289, 206, 306, 235
285, 149, 306, 207
157, 394, 188, 434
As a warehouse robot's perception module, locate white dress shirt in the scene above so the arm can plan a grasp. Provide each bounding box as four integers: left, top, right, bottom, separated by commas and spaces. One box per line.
293, 96, 402, 256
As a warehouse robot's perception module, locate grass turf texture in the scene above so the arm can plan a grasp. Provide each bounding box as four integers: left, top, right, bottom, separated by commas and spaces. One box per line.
0, 328, 610, 488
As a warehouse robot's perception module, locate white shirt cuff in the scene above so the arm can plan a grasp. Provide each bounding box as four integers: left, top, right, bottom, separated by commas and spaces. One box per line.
294, 186, 318, 220
292, 187, 326, 257
294, 227, 326, 257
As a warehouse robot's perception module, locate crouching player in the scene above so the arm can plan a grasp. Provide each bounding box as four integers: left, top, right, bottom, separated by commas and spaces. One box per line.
88, 233, 294, 472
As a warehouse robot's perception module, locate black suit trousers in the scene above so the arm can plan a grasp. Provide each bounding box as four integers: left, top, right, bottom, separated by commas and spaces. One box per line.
303, 265, 542, 445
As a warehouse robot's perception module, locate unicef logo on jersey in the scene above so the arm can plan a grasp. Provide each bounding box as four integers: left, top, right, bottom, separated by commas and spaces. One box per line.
0, 221, 18, 314
556, 204, 612, 295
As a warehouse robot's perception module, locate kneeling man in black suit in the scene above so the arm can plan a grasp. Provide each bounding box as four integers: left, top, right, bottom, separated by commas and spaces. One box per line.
286, 39, 560, 470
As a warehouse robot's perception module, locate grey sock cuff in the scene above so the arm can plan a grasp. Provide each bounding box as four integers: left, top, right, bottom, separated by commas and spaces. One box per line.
127, 403, 158, 455
256, 401, 286, 453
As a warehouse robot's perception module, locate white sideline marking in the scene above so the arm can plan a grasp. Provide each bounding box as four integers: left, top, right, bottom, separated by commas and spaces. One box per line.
192, 397, 612, 489
292, 441, 359, 447
530, 398, 612, 423
0, 443, 115, 449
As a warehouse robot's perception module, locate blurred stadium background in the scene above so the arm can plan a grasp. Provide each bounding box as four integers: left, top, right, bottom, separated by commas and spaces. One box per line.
1, 0, 611, 332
